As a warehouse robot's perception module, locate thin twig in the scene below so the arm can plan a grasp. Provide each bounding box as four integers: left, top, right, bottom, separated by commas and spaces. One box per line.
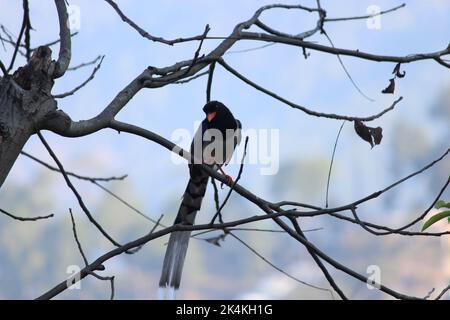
126, 214, 164, 254
325, 3, 406, 22
69, 208, 89, 266
210, 178, 222, 223
21, 150, 163, 226
104, 0, 208, 45
69, 208, 116, 299
23, 0, 32, 61
20, 150, 128, 182
226, 43, 275, 55
37, 131, 124, 249
184, 24, 210, 75
210, 136, 249, 224
30, 31, 79, 52
322, 31, 374, 102
229, 232, 331, 293
435, 284, 450, 300
0, 60, 7, 75
288, 217, 346, 300
348, 176, 450, 236
0, 23, 77, 53
7, 1, 27, 72
423, 288, 435, 300
192, 226, 323, 238
92, 181, 162, 225
67, 55, 101, 71
53, 55, 105, 98
173, 70, 208, 84
218, 58, 402, 122
325, 121, 345, 208
206, 61, 216, 102
0, 207, 53, 221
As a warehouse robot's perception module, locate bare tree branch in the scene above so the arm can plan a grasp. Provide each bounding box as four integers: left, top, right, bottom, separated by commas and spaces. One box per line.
0, 24, 77, 54
32, 31, 78, 53
239, 31, 450, 65
229, 232, 332, 293
53, 55, 104, 99
6, 1, 28, 72
1, 0, 448, 300
288, 217, 346, 300
217, 58, 403, 122
23, 0, 32, 61
0, 59, 7, 75
325, 3, 406, 22
321, 31, 374, 102
37, 131, 125, 249
50, 0, 71, 78
20, 150, 127, 182
210, 136, 249, 224
104, 0, 208, 45
0, 207, 53, 221
325, 121, 346, 208
67, 55, 102, 71
206, 62, 215, 102
69, 208, 116, 300
173, 70, 208, 84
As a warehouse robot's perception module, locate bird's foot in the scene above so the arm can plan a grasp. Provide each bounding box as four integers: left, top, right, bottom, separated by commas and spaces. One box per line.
220, 174, 233, 189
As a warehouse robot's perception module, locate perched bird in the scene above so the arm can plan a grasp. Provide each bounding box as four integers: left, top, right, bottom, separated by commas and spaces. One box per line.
159, 101, 241, 295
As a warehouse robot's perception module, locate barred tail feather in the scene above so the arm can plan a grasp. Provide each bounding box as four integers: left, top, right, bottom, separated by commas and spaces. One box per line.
159, 171, 208, 297
159, 230, 192, 291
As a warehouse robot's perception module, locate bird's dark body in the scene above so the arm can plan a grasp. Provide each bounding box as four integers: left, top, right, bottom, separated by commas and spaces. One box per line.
159, 101, 241, 291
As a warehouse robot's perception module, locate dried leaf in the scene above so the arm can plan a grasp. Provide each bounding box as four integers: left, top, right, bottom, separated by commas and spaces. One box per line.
370, 127, 383, 145
205, 234, 226, 247
354, 120, 374, 147
392, 63, 406, 78
382, 78, 395, 94
354, 120, 383, 148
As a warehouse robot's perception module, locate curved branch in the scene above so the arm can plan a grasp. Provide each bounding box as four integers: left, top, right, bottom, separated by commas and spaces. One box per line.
6, 0, 28, 73
325, 3, 406, 22
218, 58, 402, 122
53, 56, 104, 98
0, 207, 53, 221
50, 0, 71, 78
240, 32, 450, 65
104, 0, 207, 45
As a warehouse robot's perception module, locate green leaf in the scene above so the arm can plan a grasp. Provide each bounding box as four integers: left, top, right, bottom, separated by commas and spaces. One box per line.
435, 200, 450, 209
422, 210, 450, 231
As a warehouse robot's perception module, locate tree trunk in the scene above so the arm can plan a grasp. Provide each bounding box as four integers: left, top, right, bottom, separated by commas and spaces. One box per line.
0, 46, 60, 188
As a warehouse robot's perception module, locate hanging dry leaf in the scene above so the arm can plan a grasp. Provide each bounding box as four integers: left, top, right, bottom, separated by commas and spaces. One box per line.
382, 78, 395, 94
354, 120, 373, 147
354, 120, 383, 148
370, 127, 383, 145
205, 234, 226, 247
392, 63, 406, 78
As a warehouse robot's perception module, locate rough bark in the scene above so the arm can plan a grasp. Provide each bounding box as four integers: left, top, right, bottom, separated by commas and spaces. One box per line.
0, 47, 63, 187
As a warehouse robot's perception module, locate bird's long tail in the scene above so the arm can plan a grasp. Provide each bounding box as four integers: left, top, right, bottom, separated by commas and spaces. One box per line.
159, 170, 209, 293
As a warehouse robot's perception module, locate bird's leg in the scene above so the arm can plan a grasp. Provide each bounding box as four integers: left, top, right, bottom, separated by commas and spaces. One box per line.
218, 166, 233, 189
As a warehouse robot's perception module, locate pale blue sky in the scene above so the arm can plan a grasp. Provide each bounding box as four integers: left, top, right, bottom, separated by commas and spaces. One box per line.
1, 0, 449, 230
0, 0, 449, 299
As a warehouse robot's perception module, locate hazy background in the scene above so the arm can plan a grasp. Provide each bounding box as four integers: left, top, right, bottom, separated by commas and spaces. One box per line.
0, 0, 449, 299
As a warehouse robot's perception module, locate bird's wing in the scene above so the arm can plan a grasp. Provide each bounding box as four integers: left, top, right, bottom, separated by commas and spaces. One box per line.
223, 119, 242, 166
235, 119, 242, 146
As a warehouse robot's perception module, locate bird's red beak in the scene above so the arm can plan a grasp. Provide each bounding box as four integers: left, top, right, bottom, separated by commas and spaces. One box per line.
207, 112, 216, 122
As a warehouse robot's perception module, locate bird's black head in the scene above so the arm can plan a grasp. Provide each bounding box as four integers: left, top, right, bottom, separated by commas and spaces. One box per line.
203, 100, 221, 122
203, 100, 220, 114
203, 100, 230, 123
